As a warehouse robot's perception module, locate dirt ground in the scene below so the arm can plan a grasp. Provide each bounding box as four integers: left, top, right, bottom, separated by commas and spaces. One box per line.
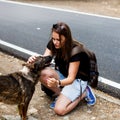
14, 0, 120, 17
0, 51, 120, 120
0, 0, 120, 120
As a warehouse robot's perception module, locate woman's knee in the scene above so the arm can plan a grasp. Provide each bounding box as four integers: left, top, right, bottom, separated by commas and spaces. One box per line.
54, 106, 66, 116
40, 67, 59, 83
40, 67, 59, 89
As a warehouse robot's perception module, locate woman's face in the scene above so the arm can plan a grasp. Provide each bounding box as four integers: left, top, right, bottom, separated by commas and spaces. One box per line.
52, 31, 66, 49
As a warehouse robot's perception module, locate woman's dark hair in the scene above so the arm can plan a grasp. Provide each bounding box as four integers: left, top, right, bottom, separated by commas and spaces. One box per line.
49, 22, 73, 61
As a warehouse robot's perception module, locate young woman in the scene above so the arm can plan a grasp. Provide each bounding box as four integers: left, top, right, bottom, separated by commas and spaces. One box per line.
27, 22, 96, 115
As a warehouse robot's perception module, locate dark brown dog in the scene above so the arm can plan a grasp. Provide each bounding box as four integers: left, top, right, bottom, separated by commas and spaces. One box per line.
0, 55, 52, 120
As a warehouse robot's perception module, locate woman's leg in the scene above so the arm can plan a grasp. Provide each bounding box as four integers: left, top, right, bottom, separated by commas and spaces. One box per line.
54, 91, 86, 115
40, 67, 61, 95
54, 79, 87, 115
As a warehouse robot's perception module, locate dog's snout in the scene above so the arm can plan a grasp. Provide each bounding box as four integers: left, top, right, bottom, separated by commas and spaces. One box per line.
45, 56, 52, 63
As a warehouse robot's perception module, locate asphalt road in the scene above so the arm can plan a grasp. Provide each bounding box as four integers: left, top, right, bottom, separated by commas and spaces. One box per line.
0, 1, 120, 87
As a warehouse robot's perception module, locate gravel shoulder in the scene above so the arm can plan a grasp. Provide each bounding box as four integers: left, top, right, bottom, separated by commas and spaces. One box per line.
0, 51, 120, 120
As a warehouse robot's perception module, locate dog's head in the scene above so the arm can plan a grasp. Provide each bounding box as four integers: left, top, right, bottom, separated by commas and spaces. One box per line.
33, 55, 52, 72
24, 55, 52, 74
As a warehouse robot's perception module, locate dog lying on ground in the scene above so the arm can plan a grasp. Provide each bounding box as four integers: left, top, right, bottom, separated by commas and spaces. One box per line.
0, 55, 52, 120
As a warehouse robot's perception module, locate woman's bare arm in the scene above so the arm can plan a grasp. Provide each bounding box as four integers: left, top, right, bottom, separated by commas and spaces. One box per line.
43, 48, 52, 56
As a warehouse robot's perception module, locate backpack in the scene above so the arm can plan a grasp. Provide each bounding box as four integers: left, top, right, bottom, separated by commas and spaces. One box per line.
71, 41, 99, 88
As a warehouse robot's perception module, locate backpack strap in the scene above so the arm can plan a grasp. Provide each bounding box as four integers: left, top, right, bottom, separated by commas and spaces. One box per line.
71, 41, 99, 87
71, 44, 89, 79
71, 44, 84, 57
71, 43, 97, 63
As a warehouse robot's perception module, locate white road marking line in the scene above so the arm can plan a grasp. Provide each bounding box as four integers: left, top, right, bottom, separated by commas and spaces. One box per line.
99, 77, 120, 89
0, 39, 40, 56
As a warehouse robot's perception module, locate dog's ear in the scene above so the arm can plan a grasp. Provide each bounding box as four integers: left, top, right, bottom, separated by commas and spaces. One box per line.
22, 63, 35, 69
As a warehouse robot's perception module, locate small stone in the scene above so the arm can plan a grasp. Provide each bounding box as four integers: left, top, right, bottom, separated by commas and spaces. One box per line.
91, 117, 96, 120
28, 107, 38, 115
63, 116, 69, 120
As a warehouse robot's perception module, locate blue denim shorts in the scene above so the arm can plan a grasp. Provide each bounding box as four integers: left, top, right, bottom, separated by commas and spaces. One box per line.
56, 70, 87, 102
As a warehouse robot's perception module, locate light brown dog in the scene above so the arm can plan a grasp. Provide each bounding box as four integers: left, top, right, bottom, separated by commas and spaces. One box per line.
0, 55, 52, 120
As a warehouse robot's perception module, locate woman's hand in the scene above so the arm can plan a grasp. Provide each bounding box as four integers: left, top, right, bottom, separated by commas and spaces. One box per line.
47, 77, 59, 88
27, 55, 38, 64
